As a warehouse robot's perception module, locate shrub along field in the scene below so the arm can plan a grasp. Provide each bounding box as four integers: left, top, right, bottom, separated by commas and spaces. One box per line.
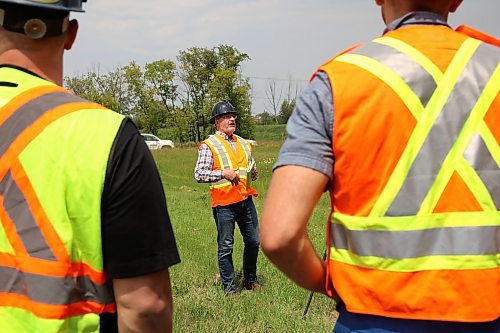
152, 125, 337, 332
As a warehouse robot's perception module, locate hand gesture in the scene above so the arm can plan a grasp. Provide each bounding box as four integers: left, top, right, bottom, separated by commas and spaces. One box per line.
223, 168, 240, 186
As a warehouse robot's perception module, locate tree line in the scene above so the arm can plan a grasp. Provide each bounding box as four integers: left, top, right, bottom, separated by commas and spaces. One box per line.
65, 44, 299, 143
65, 44, 253, 142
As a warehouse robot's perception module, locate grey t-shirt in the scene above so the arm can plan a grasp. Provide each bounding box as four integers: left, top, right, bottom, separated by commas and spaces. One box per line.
273, 71, 334, 180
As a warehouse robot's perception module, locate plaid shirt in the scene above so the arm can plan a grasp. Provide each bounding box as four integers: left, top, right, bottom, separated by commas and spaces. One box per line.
194, 131, 254, 183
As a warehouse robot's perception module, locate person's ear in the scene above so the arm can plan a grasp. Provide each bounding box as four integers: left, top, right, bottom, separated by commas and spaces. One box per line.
449, 0, 463, 13
375, 0, 384, 6
64, 19, 78, 50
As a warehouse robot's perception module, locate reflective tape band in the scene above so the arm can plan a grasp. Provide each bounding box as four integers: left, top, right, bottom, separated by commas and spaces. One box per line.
351, 40, 437, 107
463, 132, 500, 209
0, 171, 56, 260
331, 222, 498, 259
206, 136, 230, 169
388, 41, 499, 216
0, 265, 114, 306
330, 248, 499, 272
234, 134, 252, 162
0, 91, 85, 157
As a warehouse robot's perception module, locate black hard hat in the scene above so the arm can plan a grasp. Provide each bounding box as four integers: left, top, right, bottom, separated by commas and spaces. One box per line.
0, 0, 86, 12
210, 100, 236, 123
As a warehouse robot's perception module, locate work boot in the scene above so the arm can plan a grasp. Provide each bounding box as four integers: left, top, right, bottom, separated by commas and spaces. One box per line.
243, 280, 263, 291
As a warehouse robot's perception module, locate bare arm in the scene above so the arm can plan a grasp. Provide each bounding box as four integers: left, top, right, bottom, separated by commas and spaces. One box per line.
113, 269, 174, 333
260, 165, 329, 294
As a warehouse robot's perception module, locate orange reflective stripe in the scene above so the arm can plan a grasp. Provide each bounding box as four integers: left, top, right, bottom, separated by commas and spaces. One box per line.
0, 101, 102, 174
10, 160, 69, 262
0, 195, 29, 257
0, 85, 65, 126
0, 252, 107, 284
0, 293, 115, 320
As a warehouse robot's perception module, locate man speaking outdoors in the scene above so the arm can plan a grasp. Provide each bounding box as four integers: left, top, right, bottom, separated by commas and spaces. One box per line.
261, 0, 499, 332
195, 100, 260, 296
0, 1, 180, 332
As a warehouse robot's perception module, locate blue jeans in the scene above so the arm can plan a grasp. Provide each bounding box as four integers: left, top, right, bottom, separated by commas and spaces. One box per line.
212, 197, 259, 293
333, 302, 500, 333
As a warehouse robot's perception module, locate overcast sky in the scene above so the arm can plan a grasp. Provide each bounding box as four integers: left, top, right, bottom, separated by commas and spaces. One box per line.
65, 0, 499, 114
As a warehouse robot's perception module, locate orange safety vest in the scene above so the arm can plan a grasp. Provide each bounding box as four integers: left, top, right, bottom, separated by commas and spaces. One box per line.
0, 67, 122, 331
319, 25, 499, 322
203, 134, 258, 207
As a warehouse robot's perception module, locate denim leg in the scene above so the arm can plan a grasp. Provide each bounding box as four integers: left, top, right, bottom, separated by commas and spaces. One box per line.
236, 197, 260, 282
213, 206, 236, 293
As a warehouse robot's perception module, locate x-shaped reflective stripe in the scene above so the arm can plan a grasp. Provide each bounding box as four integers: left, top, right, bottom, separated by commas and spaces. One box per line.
0, 91, 86, 260
338, 37, 500, 217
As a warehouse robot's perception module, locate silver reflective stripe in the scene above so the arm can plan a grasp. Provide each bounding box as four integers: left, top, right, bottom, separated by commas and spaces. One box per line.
331, 223, 498, 258
234, 135, 251, 161
0, 171, 56, 260
0, 92, 84, 157
387, 43, 499, 216
352, 42, 436, 107
464, 133, 500, 209
207, 136, 230, 168
0, 266, 114, 305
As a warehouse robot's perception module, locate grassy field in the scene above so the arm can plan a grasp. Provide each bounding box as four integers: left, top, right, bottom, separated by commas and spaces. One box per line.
152, 125, 337, 332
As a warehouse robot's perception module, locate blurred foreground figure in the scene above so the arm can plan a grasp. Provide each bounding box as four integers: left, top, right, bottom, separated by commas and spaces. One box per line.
0, 1, 180, 332
261, 0, 499, 332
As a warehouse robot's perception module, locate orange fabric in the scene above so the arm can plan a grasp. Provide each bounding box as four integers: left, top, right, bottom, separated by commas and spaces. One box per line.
320, 26, 499, 321
0, 293, 115, 319
206, 135, 258, 207
328, 261, 499, 322
433, 171, 483, 213
484, 94, 500, 145
456, 25, 500, 47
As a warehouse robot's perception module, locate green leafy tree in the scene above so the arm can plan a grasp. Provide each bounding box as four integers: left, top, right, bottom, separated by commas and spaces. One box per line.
278, 99, 296, 124
64, 66, 129, 114
177, 44, 253, 141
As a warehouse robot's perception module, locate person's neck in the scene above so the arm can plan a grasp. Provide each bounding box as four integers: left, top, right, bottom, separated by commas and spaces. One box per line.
0, 49, 63, 85
216, 129, 234, 138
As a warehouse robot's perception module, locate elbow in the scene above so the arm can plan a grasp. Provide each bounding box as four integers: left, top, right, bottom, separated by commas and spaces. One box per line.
260, 228, 295, 262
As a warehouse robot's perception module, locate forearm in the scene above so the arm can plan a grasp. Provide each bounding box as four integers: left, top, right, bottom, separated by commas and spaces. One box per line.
114, 269, 174, 333
261, 165, 329, 294
194, 167, 223, 183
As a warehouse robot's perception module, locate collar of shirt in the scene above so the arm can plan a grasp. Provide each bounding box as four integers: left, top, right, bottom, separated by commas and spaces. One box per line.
216, 131, 234, 142
384, 11, 450, 34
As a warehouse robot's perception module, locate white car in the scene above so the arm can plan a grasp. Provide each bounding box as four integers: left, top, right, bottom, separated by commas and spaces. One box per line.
141, 134, 175, 149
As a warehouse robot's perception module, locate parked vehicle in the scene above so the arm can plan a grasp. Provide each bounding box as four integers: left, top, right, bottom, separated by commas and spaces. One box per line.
141, 134, 175, 149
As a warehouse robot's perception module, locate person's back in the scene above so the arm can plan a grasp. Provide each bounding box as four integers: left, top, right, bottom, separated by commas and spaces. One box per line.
261, 1, 499, 332
0, 1, 180, 332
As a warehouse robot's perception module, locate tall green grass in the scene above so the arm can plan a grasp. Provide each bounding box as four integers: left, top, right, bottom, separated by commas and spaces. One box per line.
153, 134, 336, 332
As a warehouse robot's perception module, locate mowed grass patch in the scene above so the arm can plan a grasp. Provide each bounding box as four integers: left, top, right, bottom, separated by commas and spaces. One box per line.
152, 141, 336, 332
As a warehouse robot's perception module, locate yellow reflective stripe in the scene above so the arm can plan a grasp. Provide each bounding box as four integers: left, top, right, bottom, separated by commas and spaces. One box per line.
33, 0, 59, 3
214, 136, 234, 170
418, 63, 500, 215
455, 158, 496, 211
203, 139, 225, 169
211, 175, 248, 189
370, 38, 482, 217
479, 121, 500, 166
333, 211, 500, 231
336, 53, 425, 119
374, 36, 443, 82
330, 249, 499, 272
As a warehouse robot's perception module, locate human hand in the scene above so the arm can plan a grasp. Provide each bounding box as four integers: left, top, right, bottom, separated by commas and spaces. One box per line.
223, 168, 240, 186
